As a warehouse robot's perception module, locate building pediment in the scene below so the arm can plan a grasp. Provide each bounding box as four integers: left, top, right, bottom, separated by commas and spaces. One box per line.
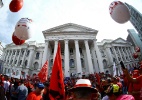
42, 23, 98, 33
111, 38, 129, 44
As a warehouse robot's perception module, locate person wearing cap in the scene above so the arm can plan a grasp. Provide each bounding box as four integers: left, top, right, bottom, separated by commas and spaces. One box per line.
26, 83, 45, 100
105, 83, 135, 100
68, 79, 100, 100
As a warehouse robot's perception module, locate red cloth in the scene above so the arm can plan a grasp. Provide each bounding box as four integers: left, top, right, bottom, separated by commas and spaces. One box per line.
49, 42, 65, 100
116, 94, 135, 100
38, 61, 48, 83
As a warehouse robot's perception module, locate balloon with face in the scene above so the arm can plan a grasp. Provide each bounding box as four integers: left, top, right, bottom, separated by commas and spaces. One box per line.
109, 1, 130, 24
14, 18, 32, 40
9, 0, 23, 12
12, 33, 25, 45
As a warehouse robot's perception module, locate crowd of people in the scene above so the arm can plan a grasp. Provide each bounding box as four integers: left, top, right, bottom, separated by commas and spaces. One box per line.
0, 65, 142, 100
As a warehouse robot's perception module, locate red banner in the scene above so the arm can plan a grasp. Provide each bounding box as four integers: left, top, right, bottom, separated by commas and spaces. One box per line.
49, 42, 65, 100
38, 61, 48, 83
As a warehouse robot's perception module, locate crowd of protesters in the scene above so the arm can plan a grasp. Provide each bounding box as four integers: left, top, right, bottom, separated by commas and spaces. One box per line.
0, 65, 142, 100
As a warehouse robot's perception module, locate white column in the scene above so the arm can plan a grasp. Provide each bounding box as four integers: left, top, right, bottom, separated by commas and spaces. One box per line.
84, 40, 94, 74
5, 51, 10, 63
42, 40, 49, 66
113, 47, 119, 63
9, 50, 14, 64
75, 40, 82, 77
117, 47, 123, 61
121, 47, 126, 61
93, 40, 104, 72
21, 49, 27, 67
12, 50, 18, 65
106, 47, 113, 65
64, 40, 70, 77
16, 50, 21, 66
125, 47, 130, 61
53, 40, 58, 62
27, 49, 34, 68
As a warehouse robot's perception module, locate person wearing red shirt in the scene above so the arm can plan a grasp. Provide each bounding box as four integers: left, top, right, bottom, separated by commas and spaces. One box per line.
26, 83, 44, 100
123, 65, 142, 100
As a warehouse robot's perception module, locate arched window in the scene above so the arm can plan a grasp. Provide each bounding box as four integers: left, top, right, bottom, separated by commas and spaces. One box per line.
15, 60, 17, 64
70, 59, 75, 68
103, 59, 107, 69
81, 58, 84, 68
34, 62, 39, 70
26, 50, 30, 56
19, 60, 22, 65
22, 50, 24, 55
25, 60, 28, 66
35, 52, 40, 59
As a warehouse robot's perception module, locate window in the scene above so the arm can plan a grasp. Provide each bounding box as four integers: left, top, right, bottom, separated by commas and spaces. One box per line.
25, 60, 28, 66
69, 59, 75, 68
103, 59, 107, 69
15, 60, 17, 64
22, 50, 24, 55
19, 60, 22, 65
17, 51, 19, 55
34, 62, 39, 70
101, 50, 105, 57
70, 48, 73, 55
35, 52, 40, 59
26, 50, 30, 56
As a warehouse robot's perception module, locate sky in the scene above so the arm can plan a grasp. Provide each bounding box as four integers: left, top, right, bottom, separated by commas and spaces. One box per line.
0, 0, 142, 47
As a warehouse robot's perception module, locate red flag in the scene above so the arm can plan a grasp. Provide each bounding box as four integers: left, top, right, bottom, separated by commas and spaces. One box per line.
49, 42, 65, 100
38, 61, 48, 83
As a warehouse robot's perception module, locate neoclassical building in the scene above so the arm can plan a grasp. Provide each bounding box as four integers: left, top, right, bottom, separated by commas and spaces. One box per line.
1, 23, 138, 78
97, 38, 139, 75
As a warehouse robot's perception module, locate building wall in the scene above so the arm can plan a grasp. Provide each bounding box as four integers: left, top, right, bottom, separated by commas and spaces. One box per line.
1, 23, 139, 78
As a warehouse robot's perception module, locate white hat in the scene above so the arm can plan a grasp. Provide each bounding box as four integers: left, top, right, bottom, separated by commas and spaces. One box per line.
69, 79, 98, 93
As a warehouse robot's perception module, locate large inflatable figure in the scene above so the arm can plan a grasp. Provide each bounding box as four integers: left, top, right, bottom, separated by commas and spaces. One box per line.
12, 33, 25, 45
109, 1, 130, 24
14, 18, 32, 40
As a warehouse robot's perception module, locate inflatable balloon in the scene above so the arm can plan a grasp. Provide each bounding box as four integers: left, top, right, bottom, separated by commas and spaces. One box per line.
12, 33, 25, 45
0, 0, 4, 8
109, 1, 130, 24
9, 0, 23, 12
135, 47, 140, 52
14, 18, 32, 40
133, 53, 138, 59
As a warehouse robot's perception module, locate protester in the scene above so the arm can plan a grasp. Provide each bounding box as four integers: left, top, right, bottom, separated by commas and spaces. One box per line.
42, 82, 50, 100
26, 83, 44, 100
13, 79, 28, 100
122, 66, 142, 100
105, 83, 135, 100
3, 76, 10, 100
68, 79, 100, 100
